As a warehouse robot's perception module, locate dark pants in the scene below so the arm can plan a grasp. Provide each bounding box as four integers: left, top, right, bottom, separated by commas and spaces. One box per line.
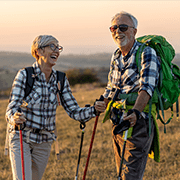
112, 115, 154, 180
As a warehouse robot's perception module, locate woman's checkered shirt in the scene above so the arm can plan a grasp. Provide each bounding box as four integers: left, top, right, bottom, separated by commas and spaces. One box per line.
6, 61, 96, 143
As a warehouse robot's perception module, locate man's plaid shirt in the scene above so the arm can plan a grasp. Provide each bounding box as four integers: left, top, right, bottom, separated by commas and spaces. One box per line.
103, 41, 160, 117
6, 61, 96, 143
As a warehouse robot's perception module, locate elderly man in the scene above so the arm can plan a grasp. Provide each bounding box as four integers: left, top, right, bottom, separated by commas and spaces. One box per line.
100, 11, 160, 179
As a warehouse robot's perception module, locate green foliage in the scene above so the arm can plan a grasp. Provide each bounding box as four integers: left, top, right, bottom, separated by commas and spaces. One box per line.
65, 68, 99, 86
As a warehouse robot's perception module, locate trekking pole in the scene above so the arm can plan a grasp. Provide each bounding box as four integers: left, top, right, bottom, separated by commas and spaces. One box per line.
75, 122, 86, 180
176, 99, 179, 121
114, 107, 130, 180
82, 96, 104, 180
75, 104, 90, 180
108, 90, 130, 180
18, 108, 25, 180
118, 130, 128, 180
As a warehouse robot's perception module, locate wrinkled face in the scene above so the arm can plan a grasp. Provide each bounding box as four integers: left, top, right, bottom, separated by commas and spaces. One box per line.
38, 40, 60, 67
111, 15, 137, 50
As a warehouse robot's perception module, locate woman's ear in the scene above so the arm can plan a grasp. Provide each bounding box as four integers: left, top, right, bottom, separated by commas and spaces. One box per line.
34, 50, 39, 60
37, 48, 46, 57
36, 48, 43, 57
35, 48, 44, 61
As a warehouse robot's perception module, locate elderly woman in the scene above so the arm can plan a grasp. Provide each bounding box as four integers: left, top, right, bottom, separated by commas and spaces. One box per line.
5, 35, 106, 180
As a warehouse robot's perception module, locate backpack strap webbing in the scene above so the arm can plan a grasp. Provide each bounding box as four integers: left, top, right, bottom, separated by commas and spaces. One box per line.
55, 71, 65, 159
56, 71, 66, 93
24, 68, 66, 99
24, 67, 35, 99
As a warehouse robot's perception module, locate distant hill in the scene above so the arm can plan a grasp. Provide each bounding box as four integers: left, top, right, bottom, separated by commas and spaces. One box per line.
0, 51, 179, 91
0, 51, 112, 90
173, 53, 180, 67
0, 51, 112, 72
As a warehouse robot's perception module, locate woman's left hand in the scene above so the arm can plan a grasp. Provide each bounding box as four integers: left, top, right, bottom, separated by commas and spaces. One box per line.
94, 101, 106, 114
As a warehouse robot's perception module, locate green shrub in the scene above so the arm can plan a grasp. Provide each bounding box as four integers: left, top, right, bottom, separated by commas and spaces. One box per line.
65, 68, 99, 86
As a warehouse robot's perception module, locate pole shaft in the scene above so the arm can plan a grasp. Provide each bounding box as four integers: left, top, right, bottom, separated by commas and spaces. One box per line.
118, 130, 128, 180
82, 115, 99, 180
20, 129, 25, 180
75, 129, 84, 179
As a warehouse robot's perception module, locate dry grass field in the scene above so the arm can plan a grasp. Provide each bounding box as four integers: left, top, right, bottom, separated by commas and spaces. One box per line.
0, 84, 179, 180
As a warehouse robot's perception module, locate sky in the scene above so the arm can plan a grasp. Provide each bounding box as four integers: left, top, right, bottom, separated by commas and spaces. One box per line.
1, 0, 180, 55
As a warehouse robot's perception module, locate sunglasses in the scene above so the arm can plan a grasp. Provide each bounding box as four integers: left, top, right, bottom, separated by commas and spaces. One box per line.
41, 44, 63, 52
109, 24, 135, 33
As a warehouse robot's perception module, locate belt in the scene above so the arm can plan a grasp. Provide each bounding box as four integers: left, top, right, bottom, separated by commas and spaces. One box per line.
23, 127, 55, 143
15, 125, 42, 134
5, 125, 59, 160
30, 128, 41, 134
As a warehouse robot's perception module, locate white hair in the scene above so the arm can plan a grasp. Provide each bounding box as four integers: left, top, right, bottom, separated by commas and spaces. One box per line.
111, 11, 138, 29
31, 35, 58, 60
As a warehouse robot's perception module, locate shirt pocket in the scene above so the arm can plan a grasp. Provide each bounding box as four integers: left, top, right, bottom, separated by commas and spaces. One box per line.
26, 86, 42, 106
49, 86, 58, 105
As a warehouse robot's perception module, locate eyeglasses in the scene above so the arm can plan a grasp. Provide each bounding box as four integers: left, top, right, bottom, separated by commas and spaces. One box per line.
109, 24, 135, 33
40, 44, 63, 52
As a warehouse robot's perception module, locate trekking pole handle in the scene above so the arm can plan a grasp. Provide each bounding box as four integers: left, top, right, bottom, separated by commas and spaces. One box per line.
98, 95, 104, 102
95, 95, 105, 116
17, 107, 23, 130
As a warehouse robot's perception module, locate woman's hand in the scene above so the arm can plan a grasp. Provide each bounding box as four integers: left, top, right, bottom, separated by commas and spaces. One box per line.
12, 111, 26, 126
94, 101, 106, 114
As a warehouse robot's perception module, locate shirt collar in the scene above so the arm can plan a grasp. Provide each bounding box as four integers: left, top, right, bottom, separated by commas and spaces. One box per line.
113, 40, 138, 61
32, 61, 56, 80
32, 61, 42, 76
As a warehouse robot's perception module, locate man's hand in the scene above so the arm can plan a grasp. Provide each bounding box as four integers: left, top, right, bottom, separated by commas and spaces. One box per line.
123, 90, 150, 127
12, 111, 26, 126
123, 111, 137, 127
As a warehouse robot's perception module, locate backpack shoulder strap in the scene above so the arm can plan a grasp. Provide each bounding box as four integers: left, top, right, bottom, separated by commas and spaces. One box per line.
24, 67, 35, 98
135, 43, 147, 72
56, 71, 66, 106
56, 71, 66, 93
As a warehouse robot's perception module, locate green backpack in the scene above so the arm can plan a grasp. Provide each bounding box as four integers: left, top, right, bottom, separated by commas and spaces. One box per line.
136, 35, 180, 133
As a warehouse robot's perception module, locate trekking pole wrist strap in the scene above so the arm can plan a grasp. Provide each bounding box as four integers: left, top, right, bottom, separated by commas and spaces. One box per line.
93, 106, 98, 116
128, 109, 141, 120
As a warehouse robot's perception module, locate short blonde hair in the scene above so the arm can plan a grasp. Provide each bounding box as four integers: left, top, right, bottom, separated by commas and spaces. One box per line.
31, 35, 59, 60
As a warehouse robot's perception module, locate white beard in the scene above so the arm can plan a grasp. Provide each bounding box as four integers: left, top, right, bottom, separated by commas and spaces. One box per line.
115, 34, 133, 49
119, 36, 128, 47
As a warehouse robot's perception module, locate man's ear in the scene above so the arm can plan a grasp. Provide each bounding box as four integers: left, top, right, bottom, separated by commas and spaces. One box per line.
134, 28, 137, 36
